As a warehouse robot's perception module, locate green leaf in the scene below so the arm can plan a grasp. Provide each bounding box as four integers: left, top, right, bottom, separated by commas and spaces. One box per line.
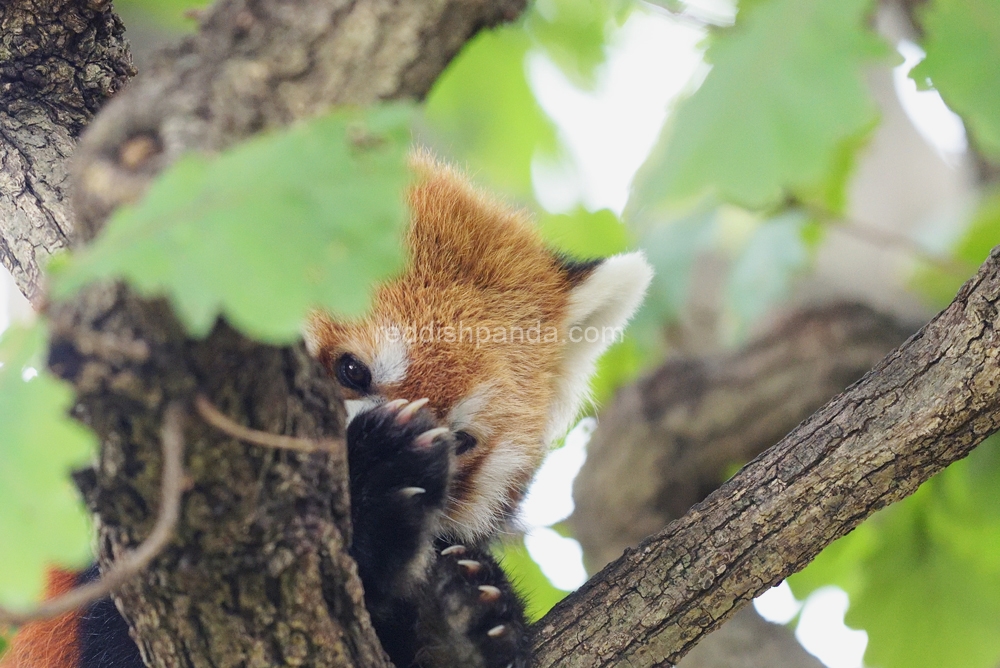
911, 0, 1000, 160
526, 0, 633, 88
494, 537, 569, 622
424, 28, 558, 197
116, 0, 208, 31
637, 207, 719, 324
790, 436, 1000, 668
0, 325, 95, 608
538, 208, 632, 258
724, 210, 811, 336
52, 105, 412, 343
630, 0, 888, 214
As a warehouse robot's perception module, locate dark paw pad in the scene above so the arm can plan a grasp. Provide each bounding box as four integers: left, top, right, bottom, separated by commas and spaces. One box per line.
348, 398, 453, 513
417, 544, 531, 668
347, 399, 455, 603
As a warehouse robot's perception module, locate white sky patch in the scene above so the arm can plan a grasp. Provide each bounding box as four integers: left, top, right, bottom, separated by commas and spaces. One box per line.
795, 587, 869, 668
518, 418, 595, 592
754, 580, 803, 625
893, 39, 968, 164
528, 10, 707, 215
519, 418, 594, 529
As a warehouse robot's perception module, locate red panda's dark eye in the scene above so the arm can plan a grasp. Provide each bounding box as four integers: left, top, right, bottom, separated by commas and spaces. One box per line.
454, 431, 477, 455
335, 353, 372, 393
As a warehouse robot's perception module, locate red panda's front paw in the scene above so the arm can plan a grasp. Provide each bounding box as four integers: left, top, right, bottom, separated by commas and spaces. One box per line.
415, 543, 532, 668
346, 399, 456, 614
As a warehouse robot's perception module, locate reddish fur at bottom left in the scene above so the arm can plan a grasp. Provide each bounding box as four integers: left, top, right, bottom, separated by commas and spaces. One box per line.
1, 569, 82, 668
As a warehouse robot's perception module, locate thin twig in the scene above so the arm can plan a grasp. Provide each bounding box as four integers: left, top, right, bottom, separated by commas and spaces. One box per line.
194, 394, 341, 454
0, 402, 187, 626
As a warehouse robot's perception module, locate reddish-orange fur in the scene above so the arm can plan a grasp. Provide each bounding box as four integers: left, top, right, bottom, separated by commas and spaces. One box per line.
0, 569, 81, 668
308, 155, 585, 538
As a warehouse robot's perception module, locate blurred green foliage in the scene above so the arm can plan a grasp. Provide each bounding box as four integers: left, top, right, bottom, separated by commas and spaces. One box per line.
911, 0, 1000, 160
0, 325, 95, 609
495, 537, 571, 622
52, 105, 412, 343
631, 0, 889, 214
115, 0, 207, 31
790, 436, 1000, 668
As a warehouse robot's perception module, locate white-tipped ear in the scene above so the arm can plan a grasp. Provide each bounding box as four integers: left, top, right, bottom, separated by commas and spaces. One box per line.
547, 251, 653, 441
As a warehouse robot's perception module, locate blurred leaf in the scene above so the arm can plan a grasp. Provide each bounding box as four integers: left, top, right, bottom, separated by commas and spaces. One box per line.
912, 189, 1000, 308
116, 0, 207, 31
911, 0, 1000, 160
637, 207, 718, 324
0, 325, 95, 608
51, 105, 412, 343
424, 29, 558, 197
495, 537, 569, 622
630, 0, 888, 214
590, 338, 646, 407
725, 210, 811, 334
526, 0, 633, 88
790, 436, 1000, 668
538, 208, 632, 258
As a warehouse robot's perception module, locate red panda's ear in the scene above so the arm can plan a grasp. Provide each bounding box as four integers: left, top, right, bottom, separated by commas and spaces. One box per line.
546, 251, 653, 441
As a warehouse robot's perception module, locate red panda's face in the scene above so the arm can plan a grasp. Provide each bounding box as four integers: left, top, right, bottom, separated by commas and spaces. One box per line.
307, 154, 652, 541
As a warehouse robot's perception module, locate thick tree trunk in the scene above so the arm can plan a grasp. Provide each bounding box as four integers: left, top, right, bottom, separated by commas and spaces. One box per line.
0, 0, 134, 305
47, 286, 383, 667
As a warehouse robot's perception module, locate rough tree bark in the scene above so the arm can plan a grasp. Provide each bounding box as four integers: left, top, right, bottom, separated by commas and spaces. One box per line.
0, 0, 134, 305
571, 303, 912, 668
3, 1, 1000, 667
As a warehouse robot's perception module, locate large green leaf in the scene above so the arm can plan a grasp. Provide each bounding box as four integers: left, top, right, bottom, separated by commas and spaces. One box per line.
630, 0, 888, 214
0, 325, 95, 608
52, 105, 412, 343
911, 0, 1000, 160
790, 436, 1000, 668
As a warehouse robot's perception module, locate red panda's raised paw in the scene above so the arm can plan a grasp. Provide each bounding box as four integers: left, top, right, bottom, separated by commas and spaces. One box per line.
413, 542, 531, 668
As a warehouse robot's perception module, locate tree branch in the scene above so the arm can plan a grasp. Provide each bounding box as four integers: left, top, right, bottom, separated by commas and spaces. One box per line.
70, 0, 528, 240
531, 252, 1000, 665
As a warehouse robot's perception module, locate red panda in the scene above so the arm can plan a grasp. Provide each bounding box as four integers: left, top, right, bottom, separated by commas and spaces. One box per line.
1, 153, 651, 668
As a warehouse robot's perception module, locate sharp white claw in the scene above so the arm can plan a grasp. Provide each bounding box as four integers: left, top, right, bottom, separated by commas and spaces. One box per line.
384, 398, 409, 413
487, 624, 507, 638
441, 544, 466, 556
457, 559, 482, 575
397, 398, 430, 424
478, 585, 502, 602
415, 427, 450, 448
399, 486, 426, 498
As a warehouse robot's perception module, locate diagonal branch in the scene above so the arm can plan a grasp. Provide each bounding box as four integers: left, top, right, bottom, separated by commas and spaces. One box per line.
531, 250, 1000, 666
